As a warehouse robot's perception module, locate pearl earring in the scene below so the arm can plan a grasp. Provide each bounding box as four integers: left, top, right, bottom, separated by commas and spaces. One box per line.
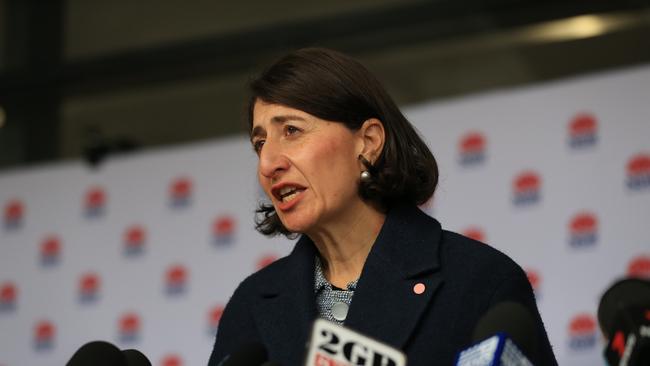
360, 170, 371, 182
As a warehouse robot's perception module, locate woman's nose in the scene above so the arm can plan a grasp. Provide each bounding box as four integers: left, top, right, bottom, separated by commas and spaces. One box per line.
258, 140, 289, 179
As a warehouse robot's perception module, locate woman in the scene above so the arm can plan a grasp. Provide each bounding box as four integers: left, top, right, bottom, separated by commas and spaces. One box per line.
209, 48, 557, 365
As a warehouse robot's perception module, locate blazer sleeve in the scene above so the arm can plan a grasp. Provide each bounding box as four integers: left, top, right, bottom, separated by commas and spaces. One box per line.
488, 267, 558, 366
207, 278, 261, 365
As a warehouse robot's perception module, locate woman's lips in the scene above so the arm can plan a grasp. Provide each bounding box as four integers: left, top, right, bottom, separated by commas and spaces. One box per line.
275, 188, 306, 211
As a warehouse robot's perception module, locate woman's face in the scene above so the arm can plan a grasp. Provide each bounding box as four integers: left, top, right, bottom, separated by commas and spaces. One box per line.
251, 101, 365, 234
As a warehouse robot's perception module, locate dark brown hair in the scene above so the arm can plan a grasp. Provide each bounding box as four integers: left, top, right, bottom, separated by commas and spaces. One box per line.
248, 48, 438, 237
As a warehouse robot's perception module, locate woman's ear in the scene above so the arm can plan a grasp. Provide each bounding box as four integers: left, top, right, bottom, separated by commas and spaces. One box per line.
358, 118, 385, 164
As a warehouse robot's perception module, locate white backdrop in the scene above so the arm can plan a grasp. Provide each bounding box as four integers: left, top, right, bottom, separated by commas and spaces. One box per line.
1, 64, 649, 366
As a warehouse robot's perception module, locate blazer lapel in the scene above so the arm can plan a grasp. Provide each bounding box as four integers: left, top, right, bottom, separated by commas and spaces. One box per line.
252, 236, 317, 365
344, 205, 444, 349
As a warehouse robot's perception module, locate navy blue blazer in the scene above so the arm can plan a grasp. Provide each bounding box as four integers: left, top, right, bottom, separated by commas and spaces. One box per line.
208, 205, 557, 365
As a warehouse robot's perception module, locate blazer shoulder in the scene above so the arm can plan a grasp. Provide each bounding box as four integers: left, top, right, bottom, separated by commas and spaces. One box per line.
208, 253, 295, 365
440, 230, 527, 279
240, 253, 295, 294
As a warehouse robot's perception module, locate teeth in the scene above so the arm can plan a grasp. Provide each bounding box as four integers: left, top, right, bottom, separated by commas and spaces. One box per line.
283, 191, 300, 202
280, 187, 295, 196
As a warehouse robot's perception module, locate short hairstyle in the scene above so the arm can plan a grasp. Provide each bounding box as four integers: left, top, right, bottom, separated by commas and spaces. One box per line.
248, 48, 438, 237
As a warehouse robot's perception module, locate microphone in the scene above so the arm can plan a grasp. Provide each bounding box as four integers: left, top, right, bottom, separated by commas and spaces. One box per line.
218, 342, 269, 366
66, 341, 126, 366
304, 318, 406, 366
66, 340, 152, 366
123, 349, 153, 366
598, 278, 650, 366
455, 301, 538, 366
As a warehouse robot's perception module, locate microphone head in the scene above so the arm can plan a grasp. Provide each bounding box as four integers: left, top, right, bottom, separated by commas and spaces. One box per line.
123, 349, 152, 366
66, 340, 126, 366
471, 301, 538, 363
221, 342, 268, 366
597, 277, 650, 339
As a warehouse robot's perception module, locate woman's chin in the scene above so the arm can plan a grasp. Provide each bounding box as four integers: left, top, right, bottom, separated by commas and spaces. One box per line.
277, 214, 314, 235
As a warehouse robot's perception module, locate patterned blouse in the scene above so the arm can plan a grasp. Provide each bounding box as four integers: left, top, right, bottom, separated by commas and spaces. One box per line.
314, 256, 359, 325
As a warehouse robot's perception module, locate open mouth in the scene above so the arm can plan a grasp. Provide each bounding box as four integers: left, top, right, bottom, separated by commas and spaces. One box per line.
274, 185, 306, 203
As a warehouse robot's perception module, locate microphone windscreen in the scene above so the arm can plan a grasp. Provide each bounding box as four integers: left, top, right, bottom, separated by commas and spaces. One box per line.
471, 301, 538, 362
66, 340, 126, 366
221, 342, 268, 366
597, 277, 650, 338
123, 349, 152, 366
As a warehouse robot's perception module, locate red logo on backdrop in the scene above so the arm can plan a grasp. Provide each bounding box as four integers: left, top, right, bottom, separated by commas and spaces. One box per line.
161, 354, 183, 366
166, 264, 188, 296
124, 225, 146, 256
208, 305, 225, 335
568, 212, 598, 247
257, 254, 278, 270
212, 215, 236, 246
40, 235, 62, 266
513, 171, 541, 206
0, 281, 17, 311
568, 113, 598, 148
461, 227, 486, 244
568, 314, 596, 350
169, 177, 193, 208
33, 320, 55, 350
458, 131, 487, 166
79, 272, 101, 303
525, 269, 541, 296
118, 312, 141, 343
626, 153, 650, 190
3, 199, 24, 230
627, 255, 650, 278
84, 186, 107, 217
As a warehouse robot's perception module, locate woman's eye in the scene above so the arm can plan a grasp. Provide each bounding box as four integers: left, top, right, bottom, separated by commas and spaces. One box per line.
253, 140, 265, 153
285, 125, 300, 136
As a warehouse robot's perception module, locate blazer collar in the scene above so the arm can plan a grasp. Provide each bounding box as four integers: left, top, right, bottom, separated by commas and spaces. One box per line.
366, 204, 442, 278
256, 204, 444, 352
343, 204, 444, 348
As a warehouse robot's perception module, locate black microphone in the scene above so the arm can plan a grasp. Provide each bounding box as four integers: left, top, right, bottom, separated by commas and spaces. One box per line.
455, 301, 538, 366
66, 340, 152, 366
123, 349, 153, 366
66, 340, 126, 366
598, 278, 650, 366
218, 342, 268, 366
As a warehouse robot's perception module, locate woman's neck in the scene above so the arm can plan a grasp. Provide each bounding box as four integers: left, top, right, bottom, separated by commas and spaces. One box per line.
307, 202, 386, 289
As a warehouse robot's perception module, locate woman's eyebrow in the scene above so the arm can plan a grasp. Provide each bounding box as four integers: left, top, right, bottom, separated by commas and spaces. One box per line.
270, 114, 306, 123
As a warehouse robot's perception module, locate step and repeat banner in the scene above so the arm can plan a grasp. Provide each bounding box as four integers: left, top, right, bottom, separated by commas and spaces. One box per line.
1, 65, 649, 366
